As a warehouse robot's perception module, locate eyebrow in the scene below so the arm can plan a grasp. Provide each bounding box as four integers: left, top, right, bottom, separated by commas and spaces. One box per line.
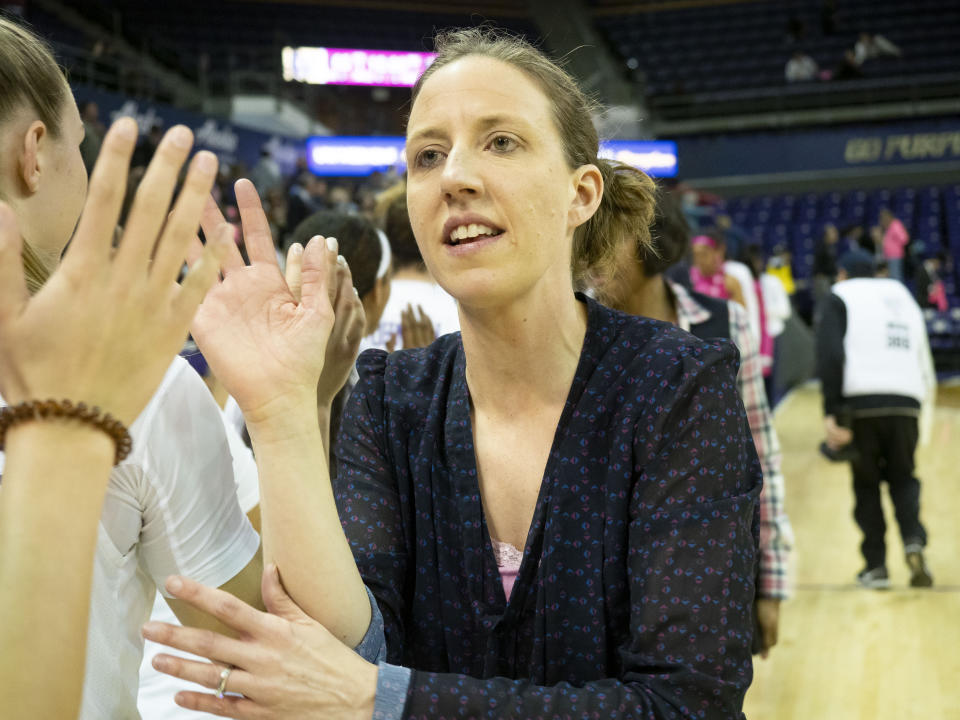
407, 114, 533, 146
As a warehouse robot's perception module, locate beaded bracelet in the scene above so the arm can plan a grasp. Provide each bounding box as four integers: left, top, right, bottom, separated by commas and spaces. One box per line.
0, 399, 133, 465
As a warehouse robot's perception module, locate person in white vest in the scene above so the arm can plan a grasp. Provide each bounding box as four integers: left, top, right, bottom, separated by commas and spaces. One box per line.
817, 248, 935, 589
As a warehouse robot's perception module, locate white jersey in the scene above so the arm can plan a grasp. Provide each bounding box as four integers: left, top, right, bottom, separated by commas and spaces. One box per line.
725, 260, 762, 347
138, 405, 260, 719
1, 357, 261, 720
832, 277, 934, 403
362, 278, 460, 352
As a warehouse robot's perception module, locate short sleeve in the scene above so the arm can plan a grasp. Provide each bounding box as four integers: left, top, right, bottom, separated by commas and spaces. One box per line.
333, 349, 409, 660
134, 360, 260, 596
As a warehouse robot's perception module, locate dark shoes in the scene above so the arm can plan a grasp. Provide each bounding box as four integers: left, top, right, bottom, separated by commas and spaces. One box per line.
856, 566, 891, 589
905, 545, 934, 588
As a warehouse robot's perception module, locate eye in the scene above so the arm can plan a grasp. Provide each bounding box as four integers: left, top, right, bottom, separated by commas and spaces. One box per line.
414, 147, 445, 169
489, 135, 518, 153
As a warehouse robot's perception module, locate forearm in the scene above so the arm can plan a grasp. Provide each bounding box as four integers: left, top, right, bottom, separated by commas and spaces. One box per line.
247, 401, 371, 647
0, 423, 114, 719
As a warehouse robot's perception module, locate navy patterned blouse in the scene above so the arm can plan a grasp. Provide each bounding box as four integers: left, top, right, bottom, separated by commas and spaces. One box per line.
334, 295, 761, 719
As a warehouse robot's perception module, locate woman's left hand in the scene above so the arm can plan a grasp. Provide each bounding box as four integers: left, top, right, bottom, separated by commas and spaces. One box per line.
143, 565, 377, 720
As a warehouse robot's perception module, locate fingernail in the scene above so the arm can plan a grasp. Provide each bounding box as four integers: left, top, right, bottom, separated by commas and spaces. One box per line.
166, 576, 183, 593
353, 286, 360, 297
115, 117, 139, 140
152, 656, 168, 671
337, 254, 347, 266
290, 242, 304, 256
326, 236, 338, 253
169, 125, 193, 149
142, 621, 162, 636
195, 151, 217, 174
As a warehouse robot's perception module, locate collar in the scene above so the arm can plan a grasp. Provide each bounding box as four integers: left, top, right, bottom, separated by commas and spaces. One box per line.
665, 278, 712, 333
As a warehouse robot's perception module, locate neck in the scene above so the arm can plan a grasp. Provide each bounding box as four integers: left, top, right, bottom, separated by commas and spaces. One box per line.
621, 273, 678, 325
459, 280, 587, 418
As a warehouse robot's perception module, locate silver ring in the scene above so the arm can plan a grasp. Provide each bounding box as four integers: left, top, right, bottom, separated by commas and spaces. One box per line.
215, 666, 233, 698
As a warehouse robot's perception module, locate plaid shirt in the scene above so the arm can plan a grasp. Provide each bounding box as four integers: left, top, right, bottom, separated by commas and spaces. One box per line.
669, 280, 795, 600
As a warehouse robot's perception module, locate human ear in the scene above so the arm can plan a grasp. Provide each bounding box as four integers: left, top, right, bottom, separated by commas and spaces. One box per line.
568, 163, 603, 230
17, 121, 47, 194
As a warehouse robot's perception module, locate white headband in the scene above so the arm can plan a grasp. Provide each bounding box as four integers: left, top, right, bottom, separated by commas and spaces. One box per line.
376, 229, 392, 279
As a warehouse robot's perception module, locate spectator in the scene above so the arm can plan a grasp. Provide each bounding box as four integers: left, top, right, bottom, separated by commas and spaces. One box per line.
690, 233, 746, 306
832, 49, 864, 81
914, 253, 949, 311
78, 100, 104, 173
131, 121, 163, 168
249, 145, 281, 197
364, 181, 460, 351
594, 191, 794, 659
813, 222, 841, 305
286, 170, 327, 233
715, 212, 751, 259
854, 32, 903, 65
879, 208, 909, 281
785, 50, 819, 82
817, 249, 935, 590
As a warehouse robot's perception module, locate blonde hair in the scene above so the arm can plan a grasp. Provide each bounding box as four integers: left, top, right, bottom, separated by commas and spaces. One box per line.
0, 16, 69, 293
411, 27, 657, 287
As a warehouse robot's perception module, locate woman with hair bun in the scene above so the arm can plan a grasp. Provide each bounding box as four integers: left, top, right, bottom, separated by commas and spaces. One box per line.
146, 27, 761, 720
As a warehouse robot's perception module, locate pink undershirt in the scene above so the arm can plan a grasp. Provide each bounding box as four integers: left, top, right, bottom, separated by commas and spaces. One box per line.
491, 539, 523, 601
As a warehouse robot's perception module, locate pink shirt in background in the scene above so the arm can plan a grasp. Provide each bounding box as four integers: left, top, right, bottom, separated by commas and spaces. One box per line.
690, 266, 729, 299
883, 218, 909, 260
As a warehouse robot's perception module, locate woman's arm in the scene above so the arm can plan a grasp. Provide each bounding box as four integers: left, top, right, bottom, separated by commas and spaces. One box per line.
188, 182, 370, 646
0, 118, 226, 718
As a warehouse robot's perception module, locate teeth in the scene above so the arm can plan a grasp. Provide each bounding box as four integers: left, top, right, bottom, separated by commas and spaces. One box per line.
448, 223, 498, 243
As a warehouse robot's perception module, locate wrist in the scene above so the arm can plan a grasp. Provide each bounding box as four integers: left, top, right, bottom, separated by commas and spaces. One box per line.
6, 419, 115, 464
243, 395, 323, 448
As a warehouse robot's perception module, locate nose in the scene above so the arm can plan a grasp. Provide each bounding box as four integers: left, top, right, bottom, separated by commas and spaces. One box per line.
439, 146, 481, 201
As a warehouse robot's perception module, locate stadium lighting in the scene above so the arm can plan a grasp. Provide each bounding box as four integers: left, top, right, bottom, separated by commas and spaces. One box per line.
282, 46, 437, 87
305, 137, 678, 177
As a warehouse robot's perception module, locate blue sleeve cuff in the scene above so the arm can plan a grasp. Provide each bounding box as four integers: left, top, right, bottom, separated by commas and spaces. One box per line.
372, 663, 412, 720
353, 586, 387, 663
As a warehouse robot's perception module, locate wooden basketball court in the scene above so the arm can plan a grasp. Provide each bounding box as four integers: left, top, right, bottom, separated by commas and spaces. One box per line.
743, 384, 960, 719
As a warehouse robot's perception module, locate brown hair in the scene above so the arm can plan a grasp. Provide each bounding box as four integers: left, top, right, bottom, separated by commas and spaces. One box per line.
0, 16, 69, 292
410, 27, 656, 287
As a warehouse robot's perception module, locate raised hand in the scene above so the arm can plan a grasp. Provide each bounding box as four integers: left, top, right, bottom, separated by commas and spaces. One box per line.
187, 180, 337, 427
143, 568, 377, 720
0, 119, 226, 425
400, 303, 436, 349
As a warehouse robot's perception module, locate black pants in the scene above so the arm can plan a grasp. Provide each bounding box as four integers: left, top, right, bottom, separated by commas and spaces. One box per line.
850, 415, 927, 568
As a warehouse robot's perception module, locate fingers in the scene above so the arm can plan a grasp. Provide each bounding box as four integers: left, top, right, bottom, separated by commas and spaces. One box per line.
325, 236, 339, 307
158, 575, 277, 640
149, 151, 219, 288
175, 225, 233, 318
173, 690, 262, 719
114, 125, 196, 273
285, 243, 304, 303
234, 179, 278, 265
142, 620, 255, 670
260, 564, 311, 622
152, 655, 255, 699
0, 203, 28, 323
67, 117, 140, 267
200, 197, 245, 276
300, 236, 335, 316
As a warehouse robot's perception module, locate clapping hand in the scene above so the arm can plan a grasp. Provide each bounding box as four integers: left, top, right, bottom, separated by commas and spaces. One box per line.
0, 119, 227, 425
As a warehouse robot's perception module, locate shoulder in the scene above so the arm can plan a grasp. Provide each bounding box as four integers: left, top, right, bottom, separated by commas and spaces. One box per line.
354, 333, 461, 406
587, 296, 738, 386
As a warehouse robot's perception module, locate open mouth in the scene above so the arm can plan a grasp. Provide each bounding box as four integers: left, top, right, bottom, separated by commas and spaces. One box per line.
445, 222, 505, 247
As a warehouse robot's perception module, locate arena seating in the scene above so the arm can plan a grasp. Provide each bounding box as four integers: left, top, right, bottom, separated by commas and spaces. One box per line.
720, 184, 959, 296
592, 0, 960, 117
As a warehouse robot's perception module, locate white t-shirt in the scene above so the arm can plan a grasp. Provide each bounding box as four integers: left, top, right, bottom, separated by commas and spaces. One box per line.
138, 405, 260, 719
0, 357, 261, 720
362, 278, 460, 352
725, 260, 762, 348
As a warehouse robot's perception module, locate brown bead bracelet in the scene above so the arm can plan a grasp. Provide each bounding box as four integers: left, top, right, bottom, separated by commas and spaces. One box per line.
0, 399, 133, 465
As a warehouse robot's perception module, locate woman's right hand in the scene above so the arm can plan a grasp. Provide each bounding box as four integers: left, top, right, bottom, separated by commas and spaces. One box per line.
0, 118, 227, 426
187, 180, 336, 428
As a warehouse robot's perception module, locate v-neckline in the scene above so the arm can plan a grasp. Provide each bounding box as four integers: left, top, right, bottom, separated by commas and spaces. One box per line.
446, 294, 599, 616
